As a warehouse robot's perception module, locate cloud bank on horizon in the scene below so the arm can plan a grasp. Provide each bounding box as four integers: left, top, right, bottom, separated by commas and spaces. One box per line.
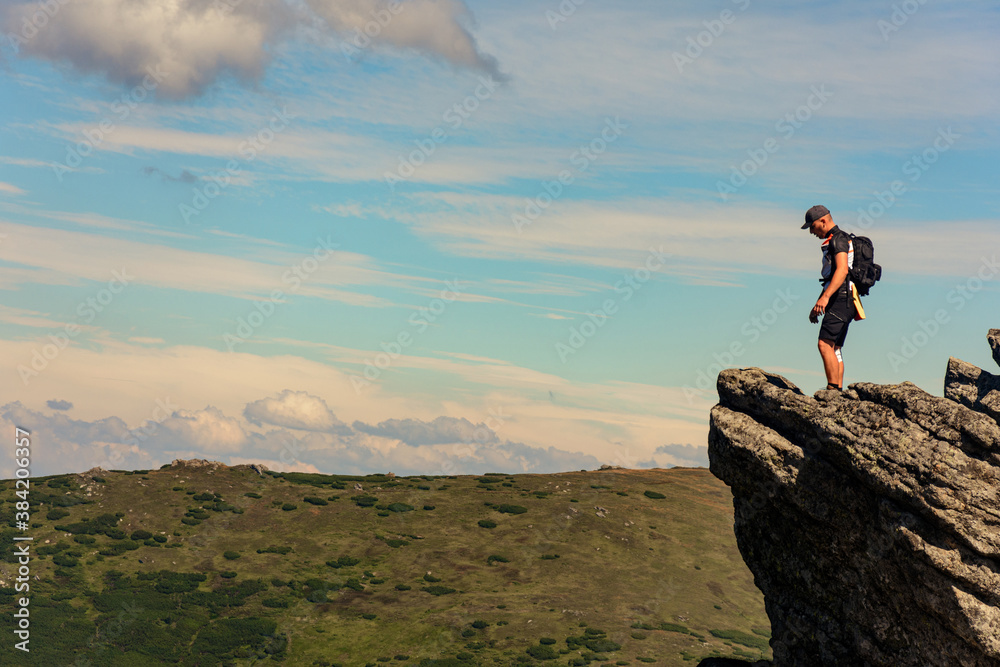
0, 392, 607, 478
0, 0, 996, 478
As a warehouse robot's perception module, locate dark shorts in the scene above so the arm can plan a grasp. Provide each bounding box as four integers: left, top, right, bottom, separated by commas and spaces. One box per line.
819, 286, 854, 347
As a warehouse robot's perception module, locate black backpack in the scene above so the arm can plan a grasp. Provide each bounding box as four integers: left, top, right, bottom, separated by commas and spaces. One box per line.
847, 234, 881, 296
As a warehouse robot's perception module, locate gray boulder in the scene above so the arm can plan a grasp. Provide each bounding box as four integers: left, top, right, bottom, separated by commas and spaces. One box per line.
945, 356, 1000, 424
708, 359, 1000, 666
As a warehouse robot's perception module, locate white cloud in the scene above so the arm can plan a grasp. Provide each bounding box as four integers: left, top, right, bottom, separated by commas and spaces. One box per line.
0, 401, 148, 476
644, 443, 709, 469
244, 390, 351, 433
3, 0, 290, 100
0, 182, 26, 195
306, 0, 501, 77
154, 406, 249, 453
352, 415, 498, 445
1, 0, 499, 100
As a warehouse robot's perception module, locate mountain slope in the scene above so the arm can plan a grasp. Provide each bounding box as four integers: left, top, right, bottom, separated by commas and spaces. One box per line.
1, 462, 770, 666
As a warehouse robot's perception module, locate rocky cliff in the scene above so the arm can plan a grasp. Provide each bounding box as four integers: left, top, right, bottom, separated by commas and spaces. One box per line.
706, 331, 1000, 667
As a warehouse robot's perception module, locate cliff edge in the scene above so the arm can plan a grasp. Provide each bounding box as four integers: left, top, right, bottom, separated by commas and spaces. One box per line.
706, 330, 1000, 666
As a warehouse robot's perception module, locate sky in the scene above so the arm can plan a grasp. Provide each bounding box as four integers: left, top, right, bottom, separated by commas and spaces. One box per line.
0, 0, 997, 479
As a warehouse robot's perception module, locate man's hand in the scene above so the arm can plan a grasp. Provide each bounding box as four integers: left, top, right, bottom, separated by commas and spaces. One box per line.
810, 294, 829, 323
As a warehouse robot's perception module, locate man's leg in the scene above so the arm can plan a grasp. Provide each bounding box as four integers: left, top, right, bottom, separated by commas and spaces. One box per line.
818, 338, 842, 388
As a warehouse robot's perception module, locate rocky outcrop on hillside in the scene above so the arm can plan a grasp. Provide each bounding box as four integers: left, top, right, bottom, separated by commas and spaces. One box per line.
706, 332, 1000, 666
168, 458, 269, 475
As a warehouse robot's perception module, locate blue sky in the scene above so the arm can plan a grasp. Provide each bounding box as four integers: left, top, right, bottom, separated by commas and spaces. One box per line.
0, 0, 997, 478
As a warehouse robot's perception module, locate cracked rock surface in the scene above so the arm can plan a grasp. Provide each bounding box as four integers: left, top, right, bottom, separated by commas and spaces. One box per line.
708, 344, 1000, 666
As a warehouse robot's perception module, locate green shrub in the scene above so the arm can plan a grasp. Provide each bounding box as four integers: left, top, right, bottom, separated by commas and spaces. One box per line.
72, 535, 96, 545
307, 589, 329, 603
526, 644, 559, 659
384, 539, 408, 548
659, 622, 689, 634
423, 505, 435, 510
486, 554, 510, 564
478, 519, 497, 529
352, 495, 378, 507
423, 573, 441, 582
46, 508, 71, 521
387, 502, 414, 513
191, 617, 278, 659
565, 628, 621, 653
471, 620, 489, 629
395, 584, 411, 591
540, 554, 560, 560
362, 613, 377, 619
326, 556, 360, 568
496, 504, 527, 515
245, 492, 262, 499
421, 585, 456, 596
304, 496, 328, 506
53, 553, 79, 567
220, 571, 237, 579
643, 490, 666, 499
153, 535, 168, 543
344, 578, 364, 591
131, 529, 153, 540
181, 517, 201, 526
461, 628, 475, 637
262, 597, 289, 608
281, 503, 297, 511
257, 546, 293, 555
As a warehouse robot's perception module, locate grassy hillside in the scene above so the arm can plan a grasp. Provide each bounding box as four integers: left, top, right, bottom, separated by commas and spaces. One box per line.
0, 462, 770, 666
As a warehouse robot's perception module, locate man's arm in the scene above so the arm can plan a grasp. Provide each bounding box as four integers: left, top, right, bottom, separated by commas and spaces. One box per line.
811, 251, 848, 319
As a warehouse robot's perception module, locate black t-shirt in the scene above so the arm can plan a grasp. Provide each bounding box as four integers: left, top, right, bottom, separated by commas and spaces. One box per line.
820, 226, 852, 290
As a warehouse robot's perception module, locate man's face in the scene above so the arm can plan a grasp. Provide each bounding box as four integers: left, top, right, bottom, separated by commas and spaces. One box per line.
807, 214, 832, 238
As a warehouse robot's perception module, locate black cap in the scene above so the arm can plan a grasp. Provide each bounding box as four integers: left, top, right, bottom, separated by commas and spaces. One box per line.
802, 205, 830, 229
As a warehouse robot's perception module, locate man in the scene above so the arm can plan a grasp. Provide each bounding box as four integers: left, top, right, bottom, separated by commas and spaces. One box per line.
803, 205, 855, 391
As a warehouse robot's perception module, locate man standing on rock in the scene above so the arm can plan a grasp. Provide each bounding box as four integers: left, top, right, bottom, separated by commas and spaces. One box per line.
803, 205, 855, 391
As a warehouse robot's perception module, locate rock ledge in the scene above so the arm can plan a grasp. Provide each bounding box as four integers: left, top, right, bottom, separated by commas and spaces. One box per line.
707, 334, 1000, 666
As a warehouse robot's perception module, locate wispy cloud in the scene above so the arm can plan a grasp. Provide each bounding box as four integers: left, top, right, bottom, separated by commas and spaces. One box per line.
0, 218, 432, 305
